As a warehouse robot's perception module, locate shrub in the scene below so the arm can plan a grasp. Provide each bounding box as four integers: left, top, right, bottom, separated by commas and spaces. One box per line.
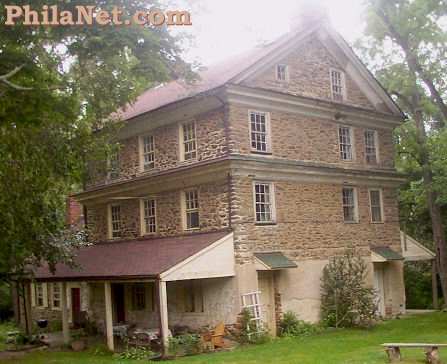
168, 333, 202, 356
279, 311, 322, 337
237, 308, 271, 344
118, 345, 155, 361
320, 248, 377, 328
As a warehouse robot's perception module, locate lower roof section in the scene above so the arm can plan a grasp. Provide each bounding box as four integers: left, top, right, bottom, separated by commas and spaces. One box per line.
34, 231, 234, 282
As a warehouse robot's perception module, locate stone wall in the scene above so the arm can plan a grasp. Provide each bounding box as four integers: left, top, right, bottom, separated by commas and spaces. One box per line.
89, 278, 239, 333
230, 176, 401, 264
87, 108, 227, 188
86, 178, 230, 242
227, 103, 395, 169
242, 37, 376, 111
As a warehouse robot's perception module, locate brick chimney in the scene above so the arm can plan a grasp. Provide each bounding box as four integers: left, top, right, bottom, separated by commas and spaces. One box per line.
66, 197, 84, 228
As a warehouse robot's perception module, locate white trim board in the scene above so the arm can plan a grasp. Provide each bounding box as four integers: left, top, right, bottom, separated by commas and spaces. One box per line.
160, 232, 235, 282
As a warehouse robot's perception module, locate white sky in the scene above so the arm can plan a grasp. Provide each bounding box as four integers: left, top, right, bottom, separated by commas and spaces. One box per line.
176, 0, 366, 66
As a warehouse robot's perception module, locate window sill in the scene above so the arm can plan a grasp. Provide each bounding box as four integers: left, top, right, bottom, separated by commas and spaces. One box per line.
370, 221, 385, 224
184, 227, 200, 232
343, 220, 359, 224
255, 222, 277, 226
251, 151, 272, 156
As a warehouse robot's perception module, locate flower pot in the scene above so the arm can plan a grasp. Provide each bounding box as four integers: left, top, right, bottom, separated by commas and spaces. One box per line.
71, 340, 86, 352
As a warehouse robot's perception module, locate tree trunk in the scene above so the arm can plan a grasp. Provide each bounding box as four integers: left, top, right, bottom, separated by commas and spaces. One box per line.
412, 98, 447, 302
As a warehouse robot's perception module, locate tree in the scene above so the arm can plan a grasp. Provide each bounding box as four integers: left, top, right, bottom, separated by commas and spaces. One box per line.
320, 248, 377, 328
359, 0, 447, 303
0, 0, 191, 285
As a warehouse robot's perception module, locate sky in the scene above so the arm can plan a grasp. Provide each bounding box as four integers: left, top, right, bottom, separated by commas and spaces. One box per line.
176, 0, 366, 66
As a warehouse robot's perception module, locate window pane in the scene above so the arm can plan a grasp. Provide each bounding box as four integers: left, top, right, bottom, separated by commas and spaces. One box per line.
109, 151, 120, 179
370, 190, 382, 222
142, 135, 155, 170
365, 130, 377, 164
111, 205, 121, 238
250, 112, 268, 152
143, 199, 156, 233
339, 127, 352, 160
331, 70, 344, 101
342, 188, 356, 222
254, 183, 273, 223
185, 190, 199, 229
182, 123, 197, 160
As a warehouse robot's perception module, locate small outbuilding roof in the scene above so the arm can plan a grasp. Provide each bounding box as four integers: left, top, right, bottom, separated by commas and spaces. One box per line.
371, 246, 404, 262
34, 230, 231, 281
254, 252, 298, 270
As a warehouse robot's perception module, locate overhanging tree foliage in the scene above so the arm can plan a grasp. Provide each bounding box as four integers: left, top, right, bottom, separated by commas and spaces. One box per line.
0, 0, 192, 283
358, 0, 447, 303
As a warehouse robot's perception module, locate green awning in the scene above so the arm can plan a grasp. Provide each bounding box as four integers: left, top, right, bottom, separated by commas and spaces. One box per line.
371, 247, 404, 261
254, 252, 297, 270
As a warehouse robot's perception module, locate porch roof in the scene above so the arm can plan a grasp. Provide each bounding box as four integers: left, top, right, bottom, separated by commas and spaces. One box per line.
371, 246, 404, 262
254, 252, 297, 270
34, 230, 233, 282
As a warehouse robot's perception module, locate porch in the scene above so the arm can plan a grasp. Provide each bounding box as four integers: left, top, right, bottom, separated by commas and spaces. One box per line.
33, 231, 235, 354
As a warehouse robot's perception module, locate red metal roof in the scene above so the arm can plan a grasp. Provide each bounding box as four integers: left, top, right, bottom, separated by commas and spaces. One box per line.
115, 32, 293, 121
34, 231, 230, 281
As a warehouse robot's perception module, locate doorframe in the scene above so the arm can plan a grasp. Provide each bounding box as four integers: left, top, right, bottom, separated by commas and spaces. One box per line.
257, 271, 277, 335
66, 283, 82, 324
112, 283, 126, 324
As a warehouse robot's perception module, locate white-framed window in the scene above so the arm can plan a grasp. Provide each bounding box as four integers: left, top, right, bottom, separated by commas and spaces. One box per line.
330, 68, 345, 101
183, 189, 199, 230
342, 187, 358, 223
339, 126, 353, 161
180, 122, 197, 161
109, 204, 122, 239
33, 283, 47, 308
241, 292, 262, 331
140, 135, 155, 171
141, 198, 157, 234
369, 189, 384, 223
365, 130, 379, 164
276, 64, 288, 82
107, 150, 120, 180
51, 283, 61, 310
249, 111, 271, 153
253, 182, 275, 224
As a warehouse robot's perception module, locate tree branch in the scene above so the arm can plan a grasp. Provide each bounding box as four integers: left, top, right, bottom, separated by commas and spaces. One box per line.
373, 3, 447, 124
0, 65, 33, 91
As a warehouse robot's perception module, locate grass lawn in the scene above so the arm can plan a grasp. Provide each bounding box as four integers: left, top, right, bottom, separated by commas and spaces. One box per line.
1, 312, 446, 364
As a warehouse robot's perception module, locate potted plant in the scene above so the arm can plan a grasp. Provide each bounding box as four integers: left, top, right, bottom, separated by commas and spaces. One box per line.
70, 331, 86, 351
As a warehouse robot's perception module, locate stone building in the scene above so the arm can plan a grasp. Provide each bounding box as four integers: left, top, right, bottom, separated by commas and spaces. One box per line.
24, 13, 407, 351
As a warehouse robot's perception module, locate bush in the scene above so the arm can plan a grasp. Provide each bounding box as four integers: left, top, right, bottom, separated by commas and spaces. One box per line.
404, 261, 437, 309
168, 333, 202, 356
279, 311, 322, 337
118, 346, 155, 361
320, 248, 377, 328
237, 308, 271, 344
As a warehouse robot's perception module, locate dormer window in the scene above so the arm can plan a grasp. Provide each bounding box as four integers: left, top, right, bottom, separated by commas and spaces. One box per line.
330, 69, 345, 101
276, 64, 288, 82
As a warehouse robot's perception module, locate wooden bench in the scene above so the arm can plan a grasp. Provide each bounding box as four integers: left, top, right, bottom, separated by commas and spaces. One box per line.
382, 343, 447, 363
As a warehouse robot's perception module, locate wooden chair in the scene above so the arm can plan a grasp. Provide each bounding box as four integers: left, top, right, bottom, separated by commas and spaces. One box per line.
211, 322, 225, 348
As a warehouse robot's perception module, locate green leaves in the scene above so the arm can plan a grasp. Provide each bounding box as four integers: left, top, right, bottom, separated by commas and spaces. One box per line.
0, 0, 192, 280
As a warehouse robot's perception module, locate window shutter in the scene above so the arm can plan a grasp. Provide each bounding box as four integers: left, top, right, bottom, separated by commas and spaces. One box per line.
30, 283, 36, 307
42, 283, 48, 307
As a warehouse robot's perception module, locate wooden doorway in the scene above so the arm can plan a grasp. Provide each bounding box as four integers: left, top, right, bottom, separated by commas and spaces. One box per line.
71, 287, 82, 328
374, 264, 386, 316
112, 284, 126, 324
258, 271, 276, 335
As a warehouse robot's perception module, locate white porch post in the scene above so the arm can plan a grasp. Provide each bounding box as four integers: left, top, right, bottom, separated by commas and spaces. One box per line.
158, 280, 169, 356
104, 282, 114, 351
60, 282, 70, 345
